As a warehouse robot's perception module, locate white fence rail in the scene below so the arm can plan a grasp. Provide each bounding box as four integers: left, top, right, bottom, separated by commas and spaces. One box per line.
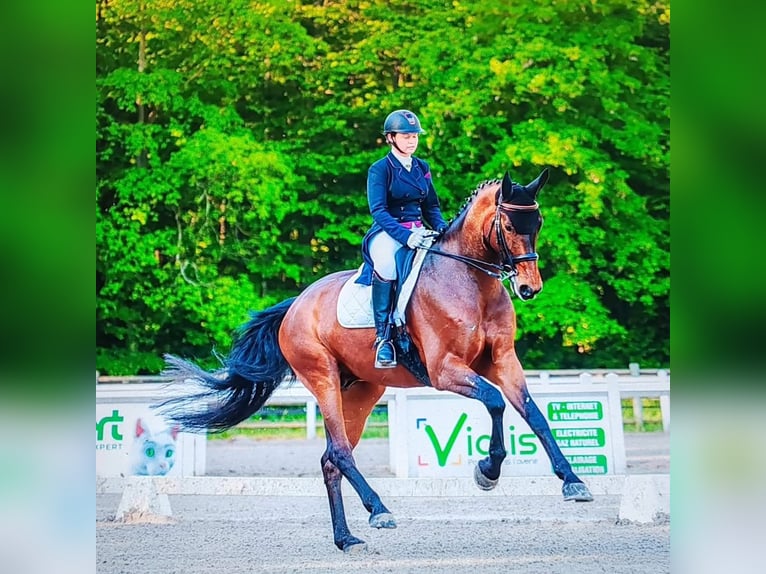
97, 368, 670, 440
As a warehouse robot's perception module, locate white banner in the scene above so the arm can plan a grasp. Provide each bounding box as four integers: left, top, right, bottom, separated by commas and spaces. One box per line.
96, 402, 205, 477
392, 386, 625, 478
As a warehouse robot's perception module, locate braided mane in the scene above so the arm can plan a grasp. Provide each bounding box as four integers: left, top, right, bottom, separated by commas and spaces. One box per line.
443, 179, 500, 232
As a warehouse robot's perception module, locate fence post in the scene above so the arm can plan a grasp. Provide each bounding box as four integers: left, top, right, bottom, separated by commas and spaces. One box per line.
632, 397, 644, 429
605, 373, 628, 474
387, 394, 398, 477
658, 369, 670, 432
389, 389, 409, 478
578, 372, 593, 385
628, 363, 643, 430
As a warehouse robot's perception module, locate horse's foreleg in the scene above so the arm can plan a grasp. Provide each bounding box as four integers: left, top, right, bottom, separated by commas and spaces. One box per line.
433, 366, 508, 489
485, 353, 594, 502
465, 374, 508, 488
514, 387, 594, 502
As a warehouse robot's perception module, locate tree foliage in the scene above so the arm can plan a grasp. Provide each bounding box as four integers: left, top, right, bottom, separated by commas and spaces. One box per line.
96, 0, 669, 374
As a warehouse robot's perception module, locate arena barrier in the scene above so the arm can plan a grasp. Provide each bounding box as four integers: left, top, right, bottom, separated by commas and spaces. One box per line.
98, 474, 670, 524
97, 369, 669, 523
96, 369, 669, 479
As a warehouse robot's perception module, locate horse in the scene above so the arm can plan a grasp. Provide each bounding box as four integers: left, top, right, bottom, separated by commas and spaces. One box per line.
156, 168, 594, 553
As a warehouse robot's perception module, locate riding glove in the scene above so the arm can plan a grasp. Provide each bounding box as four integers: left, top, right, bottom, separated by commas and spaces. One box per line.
406, 227, 439, 249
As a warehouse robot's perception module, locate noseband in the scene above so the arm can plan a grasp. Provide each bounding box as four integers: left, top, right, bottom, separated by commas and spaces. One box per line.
425, 197, 540, 282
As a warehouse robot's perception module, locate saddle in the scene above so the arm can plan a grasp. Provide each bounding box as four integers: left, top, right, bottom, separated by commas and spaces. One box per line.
337, 250, 419, 328
336, 239, 436, 386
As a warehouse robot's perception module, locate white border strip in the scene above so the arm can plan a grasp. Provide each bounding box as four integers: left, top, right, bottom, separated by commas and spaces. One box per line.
97, 474, 669, 498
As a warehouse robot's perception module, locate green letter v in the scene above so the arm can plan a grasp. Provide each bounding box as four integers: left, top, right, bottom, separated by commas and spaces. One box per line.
424, 413, 467, 466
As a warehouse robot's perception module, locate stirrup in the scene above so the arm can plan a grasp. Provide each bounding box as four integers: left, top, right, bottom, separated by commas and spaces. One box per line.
374, 338, 397, 369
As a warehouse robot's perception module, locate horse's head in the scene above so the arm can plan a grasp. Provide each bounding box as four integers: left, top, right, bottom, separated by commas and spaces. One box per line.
435, 168, 548, 300
494, 169, 548, 300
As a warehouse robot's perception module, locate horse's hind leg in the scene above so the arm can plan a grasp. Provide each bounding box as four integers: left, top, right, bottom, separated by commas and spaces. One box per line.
338, 381, 395, 529
295, 364, 392, 552
319, 430, 367, 553
317, 380, 395, 551
322, 382, 396, 552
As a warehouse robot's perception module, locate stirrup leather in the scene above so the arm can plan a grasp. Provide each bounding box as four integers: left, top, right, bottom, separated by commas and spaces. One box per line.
374, 337, 397, 369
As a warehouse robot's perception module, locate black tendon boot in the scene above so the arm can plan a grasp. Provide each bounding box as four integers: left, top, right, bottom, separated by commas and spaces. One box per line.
371, 276, 397, 368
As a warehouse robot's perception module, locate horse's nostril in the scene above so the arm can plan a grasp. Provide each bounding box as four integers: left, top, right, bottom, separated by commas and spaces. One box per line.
519, 285, 534, 299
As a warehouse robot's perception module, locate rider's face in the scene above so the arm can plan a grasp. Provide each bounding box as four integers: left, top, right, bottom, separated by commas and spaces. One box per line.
392, 132, 419, 156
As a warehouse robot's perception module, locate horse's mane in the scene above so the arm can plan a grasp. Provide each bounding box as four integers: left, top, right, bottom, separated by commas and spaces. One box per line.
443, 179, 500, 234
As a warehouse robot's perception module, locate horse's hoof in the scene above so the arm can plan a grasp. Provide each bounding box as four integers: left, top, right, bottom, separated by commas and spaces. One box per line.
474, 463, 499, 491
369, 512, 397, 529
563, 481, 594, 502
341, 538, 368, 553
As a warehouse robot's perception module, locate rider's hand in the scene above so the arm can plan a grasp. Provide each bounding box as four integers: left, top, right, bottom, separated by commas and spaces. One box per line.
406, 227, 439, 249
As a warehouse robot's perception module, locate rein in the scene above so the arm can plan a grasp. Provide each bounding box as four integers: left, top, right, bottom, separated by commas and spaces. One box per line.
425, 200, 540, 282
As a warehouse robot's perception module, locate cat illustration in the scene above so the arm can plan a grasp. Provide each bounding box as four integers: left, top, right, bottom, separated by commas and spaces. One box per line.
129, 416, 179, 476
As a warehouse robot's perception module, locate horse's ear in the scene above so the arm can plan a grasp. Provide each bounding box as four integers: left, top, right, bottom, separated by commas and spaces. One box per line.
501, 172, 514, 202
528, 168, 550, 197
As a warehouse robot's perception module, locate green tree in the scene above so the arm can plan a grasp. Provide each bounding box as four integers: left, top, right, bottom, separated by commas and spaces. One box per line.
97, 0, 669, 374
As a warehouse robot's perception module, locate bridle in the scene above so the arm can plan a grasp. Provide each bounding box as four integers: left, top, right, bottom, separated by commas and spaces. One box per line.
493, 201, 540, 276
425, 197, 540, 282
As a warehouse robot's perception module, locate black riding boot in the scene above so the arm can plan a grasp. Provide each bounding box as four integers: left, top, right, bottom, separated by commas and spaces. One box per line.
372, 276, 397, 368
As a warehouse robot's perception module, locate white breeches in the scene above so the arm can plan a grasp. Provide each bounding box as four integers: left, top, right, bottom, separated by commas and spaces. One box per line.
369, 231, 404, 281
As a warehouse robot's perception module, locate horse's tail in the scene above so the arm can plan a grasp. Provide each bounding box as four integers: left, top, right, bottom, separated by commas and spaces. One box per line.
154, 297, 297, 433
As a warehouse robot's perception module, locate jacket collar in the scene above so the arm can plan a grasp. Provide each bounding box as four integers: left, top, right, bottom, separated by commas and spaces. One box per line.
386, 153, 427, 191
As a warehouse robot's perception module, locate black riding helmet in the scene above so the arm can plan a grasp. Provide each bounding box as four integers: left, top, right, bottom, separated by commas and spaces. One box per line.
382, 110, 426, 135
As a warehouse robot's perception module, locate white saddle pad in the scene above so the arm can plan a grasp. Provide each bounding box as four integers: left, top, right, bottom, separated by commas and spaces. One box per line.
337, 244, 432, 329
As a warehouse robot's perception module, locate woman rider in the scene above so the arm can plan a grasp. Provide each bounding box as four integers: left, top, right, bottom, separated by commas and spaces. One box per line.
355, 109, 449, 368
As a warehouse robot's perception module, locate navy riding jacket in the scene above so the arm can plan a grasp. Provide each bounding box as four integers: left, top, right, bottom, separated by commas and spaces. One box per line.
355, 152, 448, 285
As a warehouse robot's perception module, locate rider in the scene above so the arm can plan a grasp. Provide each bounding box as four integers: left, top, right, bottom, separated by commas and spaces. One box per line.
355, 109, 449, 369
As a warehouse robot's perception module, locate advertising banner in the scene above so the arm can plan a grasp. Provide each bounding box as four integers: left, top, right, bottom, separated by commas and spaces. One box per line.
96, 401, 206, 478
399, 388, 623, 478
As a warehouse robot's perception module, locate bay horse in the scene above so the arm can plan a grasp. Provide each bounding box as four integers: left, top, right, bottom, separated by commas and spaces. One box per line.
156, 168, 593, 552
